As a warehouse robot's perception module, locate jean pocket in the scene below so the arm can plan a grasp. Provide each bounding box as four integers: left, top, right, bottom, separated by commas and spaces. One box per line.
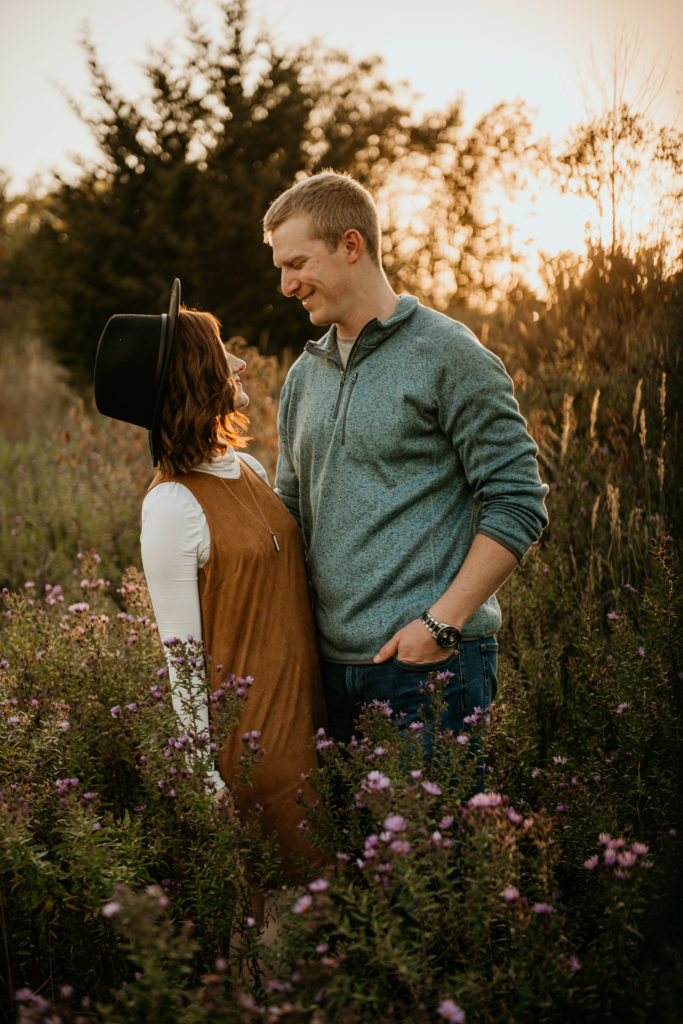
393, 651, 459, 673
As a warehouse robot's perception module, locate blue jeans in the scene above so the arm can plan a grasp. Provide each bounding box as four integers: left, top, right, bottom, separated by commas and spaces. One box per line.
321, 637, 498, 746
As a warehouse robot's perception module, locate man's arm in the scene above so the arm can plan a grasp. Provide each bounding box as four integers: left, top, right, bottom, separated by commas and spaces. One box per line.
374, 532, 518, 663
374, 324, 547, 665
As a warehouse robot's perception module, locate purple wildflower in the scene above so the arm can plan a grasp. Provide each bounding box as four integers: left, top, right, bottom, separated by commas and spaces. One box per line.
370, 699, 393, 717
467, 791, 501, 809
438, 999, 465, 1023
292, 894, 313, 914
390, 838, 411, 855
68, 602, 90, 614
421, 780, 442, 796
308, 878, 329, 893
533, 902, 556, 915
14, 990, 49, 1012
363, 770, 392, 792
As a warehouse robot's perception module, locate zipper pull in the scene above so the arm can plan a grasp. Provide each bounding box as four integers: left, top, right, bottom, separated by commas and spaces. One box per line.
333, 369, 347, 419
341, 372, 359, 446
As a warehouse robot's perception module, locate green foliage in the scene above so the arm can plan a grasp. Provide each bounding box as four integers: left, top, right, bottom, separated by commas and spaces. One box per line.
0, 404, 149, 598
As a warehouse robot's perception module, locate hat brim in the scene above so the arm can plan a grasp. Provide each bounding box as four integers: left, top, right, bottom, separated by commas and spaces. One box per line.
149, 278, 181, 465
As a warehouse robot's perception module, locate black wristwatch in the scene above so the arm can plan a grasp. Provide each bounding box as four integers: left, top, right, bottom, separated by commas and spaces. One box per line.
420, 609, 462, 649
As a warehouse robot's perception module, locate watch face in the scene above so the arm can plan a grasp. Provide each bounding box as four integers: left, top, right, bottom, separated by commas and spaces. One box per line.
436, 626, 460, 648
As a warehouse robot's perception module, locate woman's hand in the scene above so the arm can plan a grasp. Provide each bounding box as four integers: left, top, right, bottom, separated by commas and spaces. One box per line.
214, 783, 236, 818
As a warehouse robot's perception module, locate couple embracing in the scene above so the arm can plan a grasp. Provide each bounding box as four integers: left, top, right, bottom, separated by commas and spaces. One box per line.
95, 171, 548, 881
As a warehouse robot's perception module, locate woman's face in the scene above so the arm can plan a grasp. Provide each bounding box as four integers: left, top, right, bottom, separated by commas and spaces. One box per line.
227, 351, 249, 409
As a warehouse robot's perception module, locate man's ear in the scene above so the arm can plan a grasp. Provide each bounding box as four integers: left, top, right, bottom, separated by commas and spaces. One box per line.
342, 228, 364, 263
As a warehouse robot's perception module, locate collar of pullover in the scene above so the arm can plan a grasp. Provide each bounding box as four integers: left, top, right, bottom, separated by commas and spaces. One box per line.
304, 294, 419, 364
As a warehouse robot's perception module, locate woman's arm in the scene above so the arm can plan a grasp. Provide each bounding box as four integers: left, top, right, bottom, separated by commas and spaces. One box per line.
141, 483, 224, 791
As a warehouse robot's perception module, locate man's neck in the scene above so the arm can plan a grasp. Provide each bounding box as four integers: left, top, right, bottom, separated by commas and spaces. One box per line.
335, 283, 400, 338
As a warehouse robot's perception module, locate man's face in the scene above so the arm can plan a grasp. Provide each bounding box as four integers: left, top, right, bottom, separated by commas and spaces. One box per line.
270, 214, 353, 329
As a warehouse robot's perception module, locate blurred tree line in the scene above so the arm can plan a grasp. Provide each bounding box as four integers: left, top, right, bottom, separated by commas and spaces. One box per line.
0, 1, 681, 388
0, 0, 543, 385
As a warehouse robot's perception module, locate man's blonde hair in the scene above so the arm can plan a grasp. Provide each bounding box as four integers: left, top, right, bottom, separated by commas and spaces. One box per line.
263, 170, 381, 265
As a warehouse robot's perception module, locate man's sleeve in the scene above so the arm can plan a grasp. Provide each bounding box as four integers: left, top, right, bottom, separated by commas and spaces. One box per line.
274, 375, 301, 525
438, 331, 549, 561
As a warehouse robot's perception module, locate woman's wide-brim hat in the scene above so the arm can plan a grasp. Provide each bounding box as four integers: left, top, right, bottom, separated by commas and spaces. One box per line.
94, 279, 181, 466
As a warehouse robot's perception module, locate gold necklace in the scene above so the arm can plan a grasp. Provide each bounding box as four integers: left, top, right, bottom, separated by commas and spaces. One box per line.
221, 460, 280, 552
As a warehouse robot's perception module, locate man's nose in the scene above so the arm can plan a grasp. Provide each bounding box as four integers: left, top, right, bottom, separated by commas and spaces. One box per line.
281, 268, 299, 297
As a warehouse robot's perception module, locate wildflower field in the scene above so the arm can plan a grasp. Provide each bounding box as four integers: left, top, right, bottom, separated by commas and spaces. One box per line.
0, 248, 681, 1023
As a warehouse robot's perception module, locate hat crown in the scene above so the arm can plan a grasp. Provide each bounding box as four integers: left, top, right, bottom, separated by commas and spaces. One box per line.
93, 279, 180, 462
94, 313, 167, 428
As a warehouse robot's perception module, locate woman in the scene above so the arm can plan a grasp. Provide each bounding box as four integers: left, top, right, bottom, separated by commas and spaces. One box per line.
94, 279, 326, 880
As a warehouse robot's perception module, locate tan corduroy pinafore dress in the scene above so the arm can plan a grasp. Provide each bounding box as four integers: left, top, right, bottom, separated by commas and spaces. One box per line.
153, 459, 326, 878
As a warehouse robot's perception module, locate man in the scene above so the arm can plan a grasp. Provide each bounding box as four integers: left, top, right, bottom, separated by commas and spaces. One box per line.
263, 171, 548, 745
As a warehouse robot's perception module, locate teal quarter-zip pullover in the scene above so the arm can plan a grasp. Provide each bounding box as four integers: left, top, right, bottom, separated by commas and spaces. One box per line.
276, 295, 549, 662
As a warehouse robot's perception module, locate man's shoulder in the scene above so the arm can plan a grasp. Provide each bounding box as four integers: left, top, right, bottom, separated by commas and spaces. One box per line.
405, 304, 503, 371
410, 303, 480, 346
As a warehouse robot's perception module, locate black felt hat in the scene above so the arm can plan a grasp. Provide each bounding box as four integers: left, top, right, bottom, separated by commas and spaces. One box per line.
94, 279, 181, 465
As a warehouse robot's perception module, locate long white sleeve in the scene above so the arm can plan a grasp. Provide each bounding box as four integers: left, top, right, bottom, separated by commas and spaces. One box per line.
140, 450, 269, 791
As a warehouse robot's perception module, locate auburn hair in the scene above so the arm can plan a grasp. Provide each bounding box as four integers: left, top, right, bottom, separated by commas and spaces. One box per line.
155, 308, 249, 477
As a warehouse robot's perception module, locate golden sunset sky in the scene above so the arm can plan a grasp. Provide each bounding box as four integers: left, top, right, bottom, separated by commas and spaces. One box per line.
1, 0, 680, 260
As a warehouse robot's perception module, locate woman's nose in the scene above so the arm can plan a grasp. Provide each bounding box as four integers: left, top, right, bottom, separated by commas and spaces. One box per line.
227, 353, 247, 376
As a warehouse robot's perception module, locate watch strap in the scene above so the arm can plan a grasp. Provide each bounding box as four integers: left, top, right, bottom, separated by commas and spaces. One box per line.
420, 609, 462, 646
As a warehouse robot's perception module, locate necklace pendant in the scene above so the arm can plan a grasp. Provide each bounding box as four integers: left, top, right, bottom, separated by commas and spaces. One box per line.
271, 533, 280, 553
